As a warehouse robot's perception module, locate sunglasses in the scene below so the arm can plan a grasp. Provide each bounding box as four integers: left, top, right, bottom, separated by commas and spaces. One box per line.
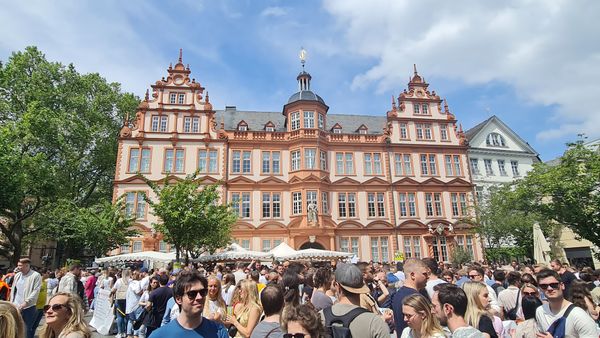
283, 334, 307, 338
43, 304, 67, 313
539, 282, 560, 290
523, 291, 538, 296
468, 274, 480, 279
185, 288, 208, 300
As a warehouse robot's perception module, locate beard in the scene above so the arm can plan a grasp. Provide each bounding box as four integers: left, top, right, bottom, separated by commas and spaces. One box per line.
437, 314, 448, 327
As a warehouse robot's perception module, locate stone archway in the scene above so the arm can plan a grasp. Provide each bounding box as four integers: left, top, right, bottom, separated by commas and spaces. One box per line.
299, 241, 325, 250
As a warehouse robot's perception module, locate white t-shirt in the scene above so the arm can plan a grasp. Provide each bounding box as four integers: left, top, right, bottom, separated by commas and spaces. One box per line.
13, 274, 26, 306
425, 278, 447, 299
125, 280, 142, 314
535, 303, 598, 337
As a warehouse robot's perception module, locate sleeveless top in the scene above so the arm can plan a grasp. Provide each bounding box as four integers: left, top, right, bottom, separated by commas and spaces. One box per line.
235, 303, 260, 338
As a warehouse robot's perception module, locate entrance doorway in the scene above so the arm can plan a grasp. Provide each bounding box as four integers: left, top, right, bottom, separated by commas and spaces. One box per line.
299, 242, 325, 250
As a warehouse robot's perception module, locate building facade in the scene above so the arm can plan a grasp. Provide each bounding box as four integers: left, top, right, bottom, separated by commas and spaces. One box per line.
113, 53, 482, 262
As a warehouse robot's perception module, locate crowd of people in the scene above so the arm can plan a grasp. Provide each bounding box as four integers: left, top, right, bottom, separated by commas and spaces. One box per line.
1, 257, 600, 338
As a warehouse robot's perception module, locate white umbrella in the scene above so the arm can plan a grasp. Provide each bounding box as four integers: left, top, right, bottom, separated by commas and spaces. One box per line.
269, 242, 299, 260
284, 248, 353, 261
533, 223, 552, 264
195, 243, 273, 263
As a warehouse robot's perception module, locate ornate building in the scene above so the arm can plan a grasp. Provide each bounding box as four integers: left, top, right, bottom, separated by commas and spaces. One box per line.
113, 51, 482, 262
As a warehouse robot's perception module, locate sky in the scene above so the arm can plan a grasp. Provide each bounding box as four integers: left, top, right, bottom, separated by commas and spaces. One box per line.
1, 0, 599, 161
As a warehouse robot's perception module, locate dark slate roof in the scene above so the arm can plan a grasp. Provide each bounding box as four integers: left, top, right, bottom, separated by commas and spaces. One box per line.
214, 108, 387, 134
464, 116, 493, 141
287, 90, 326, 105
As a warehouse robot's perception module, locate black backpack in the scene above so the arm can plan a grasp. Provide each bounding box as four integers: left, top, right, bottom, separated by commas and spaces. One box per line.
324, 306, 369, 338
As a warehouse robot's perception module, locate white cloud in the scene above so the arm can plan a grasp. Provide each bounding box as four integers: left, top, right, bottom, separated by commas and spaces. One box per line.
261, 6, 288, 17
322, 0, 600, 142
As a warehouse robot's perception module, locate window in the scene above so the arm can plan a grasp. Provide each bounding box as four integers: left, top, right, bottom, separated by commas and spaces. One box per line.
262, 151, 280, 174
128, 148, 151, 173
198, 150, 218, 173
238, 124, 248, 131
420, 154, 437, 176
371, 237, 390, 262
333, 127, 342, 134
498, 160, 507, 176
484, 159, 494, 176
440, 124, 448, 141
261, 239, 283, 253
305, 149, 316, 169
335, 152, 354, 175
364, 153, 382, 175
475, 186, 484, 203
304, 111, 315, 128
416, 123, 424, 140
399, 123, 408, 139
232, 192, 251, 218
265, 126, 275, 132
394, 154, 413, 176
367, 193, 386, 217
291, 112, 300, 131
151, 116, 159, 131
422, 104, 429, 114
359, 128, 367, 135
307, 190, 317, 211
456, 235, 475, 258
159, 241, 168, 253
470, 158, 480, 175
425, 193, 443, 217
292, 192, 302, 215
291, 150, 301, 171
340, 237, 359, 256
242, 151, 251, 173
232, 150, 251, 174
318, 114, 324, 130
486, 133, 506, 147
403, 236, 421, 258
121, 243, 131, 254
133, 241, 142, 253
164, 149, 184, 173
338, 193, 356, 218
320, 151, 327, 171
170, 93, 177, 104
178, 93, 185, 104
445, 155, 462, 176
239, 239, 250, 250
184, 117, 200, 133
322, 192, 329, 215
413, 104, 420, 114
432, 236, 448, 262
511, 161, 520, 177
160, 116, 168, 132
262, 152, 271, 174
451, 193, 468, 216
416, 123, 433, 140
262, 192, 281, 218
125, 192, 146, 219
398, 192, 417, 217
151, 115, 168, 132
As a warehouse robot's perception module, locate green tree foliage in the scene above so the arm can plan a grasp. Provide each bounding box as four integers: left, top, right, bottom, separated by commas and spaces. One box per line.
0, 46, 138, 265
146, 173, 238, 263
450, 246, 472, 267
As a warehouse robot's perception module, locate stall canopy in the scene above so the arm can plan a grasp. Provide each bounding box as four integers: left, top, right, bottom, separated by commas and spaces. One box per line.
195, 243, 273, 263
269, 242, 298, 260
288, 248, 353, 261
95, 251, 176, 264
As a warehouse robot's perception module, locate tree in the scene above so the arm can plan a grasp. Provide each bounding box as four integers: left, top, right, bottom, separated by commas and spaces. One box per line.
146, 173, 238, 263
0, 46, 138, 265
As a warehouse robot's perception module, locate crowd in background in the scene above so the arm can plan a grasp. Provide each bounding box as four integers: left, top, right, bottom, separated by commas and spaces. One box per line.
1, 257, 600, 338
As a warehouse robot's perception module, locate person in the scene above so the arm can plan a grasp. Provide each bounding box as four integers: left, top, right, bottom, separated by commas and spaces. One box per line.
203, 276, 226, 322
145, 274, 172, 337
10, 258, 42, 338
57, 264, 82, 296
282, 304, 325, 338
40, 292, 91, 338
282, 271, 301, 316
32, 268, 51, 337
463, 282, 497, 338
569, 280, 600, 322
490, 271, 505, 297
467, 267, 501, 316
393, 258, 429, 335
0, 300, 26, 338
373, 271, 394, 309
139, 268, 150, 293
112, 269, 130, 338
221, 273, 236, 307
497, 271, 521, 320
83, 270, 96, 307
431, 283, 484, 338
226, 279, 262, 338
534, 269, 597, 338
140, 277, 159, 337
148, 271, 228, 338
251, 285, 284, 338
513, 296, 542, 338
234, 263, 247, 286
423, 258, 446, 300
400, 293, 446, 338
441, 270, 454, 284
549, 260, 576, 298
311, 267, 333, 311
249, 271, 266, 294
126, 270, 143, 338
319, 263, 389, 338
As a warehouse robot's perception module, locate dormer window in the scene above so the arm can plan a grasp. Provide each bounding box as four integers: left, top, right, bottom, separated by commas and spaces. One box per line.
333, 128, 342, 134
265, 126, 275, 132
357, 124, 368, 134
237, 121, 248, 131
486, 132, 506, 147
264, 121, 275, 132
359, 129, 367, 135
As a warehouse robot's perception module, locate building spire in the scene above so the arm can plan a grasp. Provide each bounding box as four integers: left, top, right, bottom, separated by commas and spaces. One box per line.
414, 64, 418, 76
144, 89, 150, 101
178, 48, 183, 63
391, 95, 397, 111
299, 47, 307, 70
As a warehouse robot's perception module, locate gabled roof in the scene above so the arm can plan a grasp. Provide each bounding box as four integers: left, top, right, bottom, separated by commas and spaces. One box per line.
464, 115, 539, 156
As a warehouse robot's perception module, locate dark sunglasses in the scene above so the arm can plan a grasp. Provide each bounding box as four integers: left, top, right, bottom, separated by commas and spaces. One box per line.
539, 282, 560, 290
523, 291, 538, 296
468, 274, 480, 279
43, 304, 67, 313
185, 288, 208, 300
283, 334, 307, 338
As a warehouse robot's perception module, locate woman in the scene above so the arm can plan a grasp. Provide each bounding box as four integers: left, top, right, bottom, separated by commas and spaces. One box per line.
463, 282, 498, 338
222, 273, 236, 306
282, 271, 301, 315
0, 300, 26, 338
203, 276, 227, 321
514, 296, 542, 338
570, 281, 600, 321
226, 279, 262, 338
125, 270, 143, 338
282, 304, 325, 338
400, 293, 445, 338
138, 277, 159, 338
111, 269, 130, 338
311, 267, 333, 311
40, 292, 91, 338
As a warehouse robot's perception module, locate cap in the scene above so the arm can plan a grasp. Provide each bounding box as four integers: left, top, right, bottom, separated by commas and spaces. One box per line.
334, 263, 370, 294
140, 267, 148, 273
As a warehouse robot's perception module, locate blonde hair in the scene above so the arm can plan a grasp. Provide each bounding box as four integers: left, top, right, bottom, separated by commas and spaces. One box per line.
402, 293, 444, 337
239, 279, 262, 310
40, 292, 91, 338
203, 276, 226, 317
462, 282, 490, 328
404, 258, 427, 275
0, 301, 25, 338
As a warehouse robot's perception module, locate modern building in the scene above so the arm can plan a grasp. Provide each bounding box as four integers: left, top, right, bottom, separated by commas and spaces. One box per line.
112, 52, 482, 262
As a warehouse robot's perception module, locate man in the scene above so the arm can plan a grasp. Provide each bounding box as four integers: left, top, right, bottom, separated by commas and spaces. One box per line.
467, 266, 502, 315
10, 258, 42, 338
140, 267, 150, 291
249, 270, 266, 293
432, 283, 484, 338
550, 259, 577, 297
146, 274, 174, 337
394, 262, 406, 282
392, 258, 429, 334
233, 262, 247, 285
250, 285, 284, 338
373, 271, 394, 309
490, 270, 506, 296
149, 271, 227, 338
423, 258, 446, 299
319, 263, 389, 338
126, 270, 143, 337
497, 271, 521, 320
535, 269, 597, 338
58, 263, 82, 295
455, 268, 469, 287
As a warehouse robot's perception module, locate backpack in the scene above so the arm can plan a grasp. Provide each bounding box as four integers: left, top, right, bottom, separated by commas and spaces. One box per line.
547, 304, 575, 338
324, 306, 369, 338
503, 289, 520, 320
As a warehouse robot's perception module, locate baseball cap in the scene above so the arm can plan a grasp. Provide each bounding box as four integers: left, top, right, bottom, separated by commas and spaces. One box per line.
140, 267, 148, 273
335, 263, 370, 294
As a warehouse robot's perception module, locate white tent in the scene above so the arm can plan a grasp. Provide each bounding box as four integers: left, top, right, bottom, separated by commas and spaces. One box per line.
533, 223, 552, 264
195, 243, 273, 263
269, 242, 298, 260
284, 248, 353, 261
95, 251, 176, 264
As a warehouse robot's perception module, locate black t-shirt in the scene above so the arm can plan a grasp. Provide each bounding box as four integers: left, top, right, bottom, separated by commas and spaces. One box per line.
478, 315, 498, 338
148, 286, 173, 328
560, 271, 577, 296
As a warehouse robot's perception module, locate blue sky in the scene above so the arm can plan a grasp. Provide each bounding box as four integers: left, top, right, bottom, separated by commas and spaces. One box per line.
1, 0, 599, 161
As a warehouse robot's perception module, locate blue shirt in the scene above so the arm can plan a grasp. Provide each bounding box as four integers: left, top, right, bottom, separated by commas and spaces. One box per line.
392, 286, 419, 334
149, 317, 228, 338
456, 276, 469, 287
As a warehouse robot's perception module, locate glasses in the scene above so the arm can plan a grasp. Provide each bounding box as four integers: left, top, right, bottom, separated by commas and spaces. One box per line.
283, 334, 307, 338
523, 291, 538, 296
185, 288, 208, 300
468, 274, 480, 279
43, 304, 67, 313
539, 282, 560, 290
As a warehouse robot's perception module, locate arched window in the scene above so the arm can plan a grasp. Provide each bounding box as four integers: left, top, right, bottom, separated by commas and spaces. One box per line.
486, 132, 506, 147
